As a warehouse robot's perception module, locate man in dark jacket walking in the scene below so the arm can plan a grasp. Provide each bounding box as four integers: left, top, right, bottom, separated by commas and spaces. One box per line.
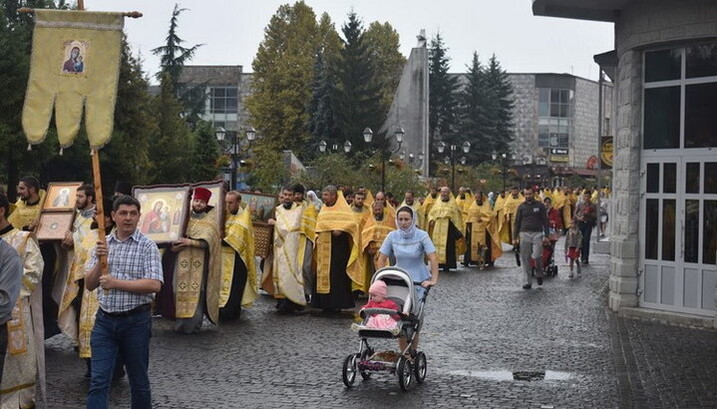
513, 188, 550, 289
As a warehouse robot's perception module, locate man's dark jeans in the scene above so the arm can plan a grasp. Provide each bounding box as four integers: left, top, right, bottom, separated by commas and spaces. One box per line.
87, 309, 152, 409
578, 221, 593, 262
0, 322, 7, 386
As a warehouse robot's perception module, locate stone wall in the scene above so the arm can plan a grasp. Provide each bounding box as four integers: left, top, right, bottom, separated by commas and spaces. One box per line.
507, 74, 539, 164
609, 0, 717, 313
572, 77, 600, 169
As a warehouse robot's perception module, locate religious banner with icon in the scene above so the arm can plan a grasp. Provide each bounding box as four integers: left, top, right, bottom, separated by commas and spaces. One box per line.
22, 9, 124, 149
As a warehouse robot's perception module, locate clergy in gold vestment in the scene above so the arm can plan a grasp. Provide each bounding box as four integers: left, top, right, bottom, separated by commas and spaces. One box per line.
7, 178, 45, 232
262, 187, 313, 314
498, 188, 525, 244
361, 201, 396, 291
428, 187, 465, 272
464, 192, 503, 267
562, 189, 578, 230
169, 188, 222, 334
58, 184, 95, 344
219, 191, 257, 321
400, 190, 423, 229
0, 198, 45, 409
420, 187, 438, 228
312, 187, 361, 312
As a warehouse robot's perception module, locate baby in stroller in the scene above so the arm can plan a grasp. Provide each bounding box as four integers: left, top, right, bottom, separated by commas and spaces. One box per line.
362, 280, 400, 330
344, 267, 430, 391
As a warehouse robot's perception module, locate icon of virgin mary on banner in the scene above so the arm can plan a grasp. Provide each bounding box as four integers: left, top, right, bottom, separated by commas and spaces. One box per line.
22, 10, 124, 149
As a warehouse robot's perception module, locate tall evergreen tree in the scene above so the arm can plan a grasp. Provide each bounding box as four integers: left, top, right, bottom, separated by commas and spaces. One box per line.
151, 4, 205, 125
335, 12, 385, 155
190, 121, 220, 182
429, 33, 459, 139
457, 52, 496, 164
147, 73, 195, 184
485, 54, 514, 155
307, 12, 342, 159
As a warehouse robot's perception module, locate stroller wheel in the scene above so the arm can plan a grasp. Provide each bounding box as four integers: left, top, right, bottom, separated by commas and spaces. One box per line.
359, 349, 372, 380
342, 354, 359, 387
397, 356, 413, 391
413, 352, 427, 383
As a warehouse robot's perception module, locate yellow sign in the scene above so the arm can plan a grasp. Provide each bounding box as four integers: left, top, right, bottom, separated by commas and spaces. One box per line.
550, 155, 569, 163
601, 137, 613, 169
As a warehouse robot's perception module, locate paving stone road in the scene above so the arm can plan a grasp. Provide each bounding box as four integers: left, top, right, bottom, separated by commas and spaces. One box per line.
43, 237, 717, 408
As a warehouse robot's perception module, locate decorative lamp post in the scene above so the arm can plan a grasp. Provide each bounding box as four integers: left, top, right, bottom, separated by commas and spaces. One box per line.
439, 140, 471, 192
364, 126, 405, 191
216, 126, 259, 190
492, 151, 512, 191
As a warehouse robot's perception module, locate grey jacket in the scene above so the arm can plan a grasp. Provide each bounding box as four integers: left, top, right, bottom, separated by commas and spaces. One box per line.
0, 239, 22, 325
564, 228, 583, 251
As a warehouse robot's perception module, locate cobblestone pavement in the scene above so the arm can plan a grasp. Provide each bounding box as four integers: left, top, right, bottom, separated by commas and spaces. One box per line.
42, 238, 716, 408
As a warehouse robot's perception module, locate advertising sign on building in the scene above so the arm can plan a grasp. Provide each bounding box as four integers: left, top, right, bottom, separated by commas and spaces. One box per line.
549, 148, 569, 163
600, 136, 613, 169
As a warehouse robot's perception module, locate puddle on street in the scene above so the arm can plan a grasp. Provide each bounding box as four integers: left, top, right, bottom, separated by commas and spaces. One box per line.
448, 370, 573, 382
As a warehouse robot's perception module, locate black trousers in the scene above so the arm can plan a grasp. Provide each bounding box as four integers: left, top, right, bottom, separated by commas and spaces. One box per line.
578, 221, 593, 262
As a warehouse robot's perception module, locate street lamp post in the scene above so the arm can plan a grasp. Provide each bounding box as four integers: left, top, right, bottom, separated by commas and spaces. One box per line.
216, 126, 257, 190
363, 126, 405, 192
492, 151, 515, 191
438, 140, 470, 192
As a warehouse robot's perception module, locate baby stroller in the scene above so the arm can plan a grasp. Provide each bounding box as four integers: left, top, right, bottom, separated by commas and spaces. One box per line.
530, 229, 559, 277
342, 267, 430, 391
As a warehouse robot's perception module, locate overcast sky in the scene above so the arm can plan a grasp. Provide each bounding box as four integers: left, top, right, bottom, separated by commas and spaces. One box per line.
89, 0, 614, 81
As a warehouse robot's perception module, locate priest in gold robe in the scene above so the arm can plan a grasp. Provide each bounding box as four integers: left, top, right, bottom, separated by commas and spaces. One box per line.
167, 187, 222, 334
361, 201, 396, 291
498, 187, 525, 244
428, 187, 464, 272
0, 194, 45, 409
262, 186, 314, 314
219, 191, 257, 321
400, 190, 422, 229
312, 186, 361, 312
421, 187, 438, 228
464, 191, 503, 268
58, 184, 95, 345
7, 177, 45, 232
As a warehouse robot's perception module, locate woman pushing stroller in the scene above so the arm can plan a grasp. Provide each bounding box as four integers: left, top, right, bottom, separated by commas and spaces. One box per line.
376, 205, 439, 351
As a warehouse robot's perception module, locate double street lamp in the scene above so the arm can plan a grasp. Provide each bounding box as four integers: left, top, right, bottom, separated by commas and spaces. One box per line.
216, 126, 257, 190
491, 151, 515, 191
437, 140, 471, 192
318, 140, 352, 154
363, 126, 405, 192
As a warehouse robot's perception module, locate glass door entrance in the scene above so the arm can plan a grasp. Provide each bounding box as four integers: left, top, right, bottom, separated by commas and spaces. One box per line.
640, 156, 717, 316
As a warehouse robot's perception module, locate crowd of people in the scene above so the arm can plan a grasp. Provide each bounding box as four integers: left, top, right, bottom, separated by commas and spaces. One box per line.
0, 176, 609, 408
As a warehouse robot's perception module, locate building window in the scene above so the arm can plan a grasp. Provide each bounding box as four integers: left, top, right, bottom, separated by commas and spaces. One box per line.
538, 88, 571, 149
643, 46, 717, 149
210, 87, 238, 114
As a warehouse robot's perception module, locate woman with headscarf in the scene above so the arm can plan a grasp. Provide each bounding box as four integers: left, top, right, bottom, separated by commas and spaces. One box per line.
305, 190, 322, 211
376, 206, 439, 351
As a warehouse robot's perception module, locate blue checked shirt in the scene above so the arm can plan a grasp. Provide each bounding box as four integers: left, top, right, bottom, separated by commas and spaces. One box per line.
87, 229, 163, 313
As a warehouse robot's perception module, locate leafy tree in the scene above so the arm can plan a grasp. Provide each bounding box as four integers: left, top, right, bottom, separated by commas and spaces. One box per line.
428, 32, 459, 170
335, 12, 385, 156
245, 1, 319, 156
364, 21, 406, 115
485, 54, 514, 155
151, 4, 205, 125
0, 0, 77, 200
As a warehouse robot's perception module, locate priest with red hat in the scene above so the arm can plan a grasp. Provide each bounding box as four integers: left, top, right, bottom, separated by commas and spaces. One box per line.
165, 187, 223, 334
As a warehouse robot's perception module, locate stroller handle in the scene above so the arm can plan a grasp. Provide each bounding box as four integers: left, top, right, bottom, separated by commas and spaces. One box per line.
359, 308, 403, 319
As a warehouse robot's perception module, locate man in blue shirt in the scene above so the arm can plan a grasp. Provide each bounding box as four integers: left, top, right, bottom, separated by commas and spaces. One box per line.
84, 195, 163, 409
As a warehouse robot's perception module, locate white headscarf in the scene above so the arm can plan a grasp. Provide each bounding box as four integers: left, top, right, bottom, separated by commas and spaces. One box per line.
396, 205, 417, 240
306, 190, 322, 210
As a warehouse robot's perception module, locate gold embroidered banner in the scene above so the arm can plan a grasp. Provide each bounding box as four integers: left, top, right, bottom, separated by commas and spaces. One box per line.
22, 10, 124, 149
